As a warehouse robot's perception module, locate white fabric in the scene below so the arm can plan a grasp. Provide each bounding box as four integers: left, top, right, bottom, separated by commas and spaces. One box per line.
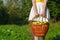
28, 2, 50, 21
33, 16, 48, 22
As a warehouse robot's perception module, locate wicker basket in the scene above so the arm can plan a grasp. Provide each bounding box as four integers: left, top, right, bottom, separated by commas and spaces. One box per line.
30, 22, 49, 37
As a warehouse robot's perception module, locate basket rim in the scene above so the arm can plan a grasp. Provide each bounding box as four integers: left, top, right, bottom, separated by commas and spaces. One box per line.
32, 22, 49, 25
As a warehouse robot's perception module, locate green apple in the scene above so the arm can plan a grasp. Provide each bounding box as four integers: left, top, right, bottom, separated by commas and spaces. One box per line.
36, 21, 40, 24
33, 21, 38, 24
33, 21, 47, 24
44, 21, 47, 23
39, 22, 42, 24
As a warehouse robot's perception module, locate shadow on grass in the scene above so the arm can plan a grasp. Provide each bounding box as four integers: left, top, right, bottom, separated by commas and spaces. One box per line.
52, 35, 60, 40
0, 21, 29, 26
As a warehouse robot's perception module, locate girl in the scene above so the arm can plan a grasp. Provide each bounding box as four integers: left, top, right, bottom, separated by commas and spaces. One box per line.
29, 0, 50, 40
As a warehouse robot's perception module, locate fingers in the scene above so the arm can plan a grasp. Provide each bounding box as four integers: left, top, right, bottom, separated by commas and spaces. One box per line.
39, 13, 46, 17
35, 13, 39, 18
34, 13, 46, 18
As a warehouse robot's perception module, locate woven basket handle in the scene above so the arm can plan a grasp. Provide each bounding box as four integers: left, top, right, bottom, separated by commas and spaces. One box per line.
32, 16, 49, 22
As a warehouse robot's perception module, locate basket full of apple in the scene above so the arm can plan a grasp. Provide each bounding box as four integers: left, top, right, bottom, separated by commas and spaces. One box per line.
30, 17, 49, 37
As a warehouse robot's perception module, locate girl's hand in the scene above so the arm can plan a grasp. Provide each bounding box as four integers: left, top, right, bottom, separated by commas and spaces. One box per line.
40, 13, 46, 17
34, 13, 39, 18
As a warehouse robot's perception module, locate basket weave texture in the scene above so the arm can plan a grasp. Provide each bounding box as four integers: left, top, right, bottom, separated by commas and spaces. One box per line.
31, 22, 49, 37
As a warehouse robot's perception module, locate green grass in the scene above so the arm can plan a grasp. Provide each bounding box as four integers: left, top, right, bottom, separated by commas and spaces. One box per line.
45, 22, 60, 40
0, 22, 60, 40
0, 24, 32, 40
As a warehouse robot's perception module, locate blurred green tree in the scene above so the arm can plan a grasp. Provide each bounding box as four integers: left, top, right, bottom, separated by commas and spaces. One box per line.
0, 0, 9, 24
0, 0, 60, 24
48, 0, 60, 22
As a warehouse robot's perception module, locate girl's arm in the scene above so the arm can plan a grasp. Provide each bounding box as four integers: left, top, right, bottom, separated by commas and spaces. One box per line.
41, 0, 47, 17
32, 0, 39, 17
43, 0, 47, 13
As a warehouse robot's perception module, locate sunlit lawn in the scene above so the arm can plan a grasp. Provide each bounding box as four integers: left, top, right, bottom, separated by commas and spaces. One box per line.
45, 21, 60, 40
0, 21, 60, 40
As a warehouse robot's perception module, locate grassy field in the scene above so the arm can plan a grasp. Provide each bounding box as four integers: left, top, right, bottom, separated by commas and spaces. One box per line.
0, 22, 60, 40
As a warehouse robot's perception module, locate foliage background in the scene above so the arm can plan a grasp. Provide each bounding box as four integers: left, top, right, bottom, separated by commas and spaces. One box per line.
0, 0, 60, 24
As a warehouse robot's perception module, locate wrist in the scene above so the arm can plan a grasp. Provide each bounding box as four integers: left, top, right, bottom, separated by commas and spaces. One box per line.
35, 12, 38, 14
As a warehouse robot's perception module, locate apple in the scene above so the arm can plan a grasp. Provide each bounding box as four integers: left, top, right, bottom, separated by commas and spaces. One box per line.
44, 21, 47, 23
33, 21, 47, 24
33, 21, 37, 24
